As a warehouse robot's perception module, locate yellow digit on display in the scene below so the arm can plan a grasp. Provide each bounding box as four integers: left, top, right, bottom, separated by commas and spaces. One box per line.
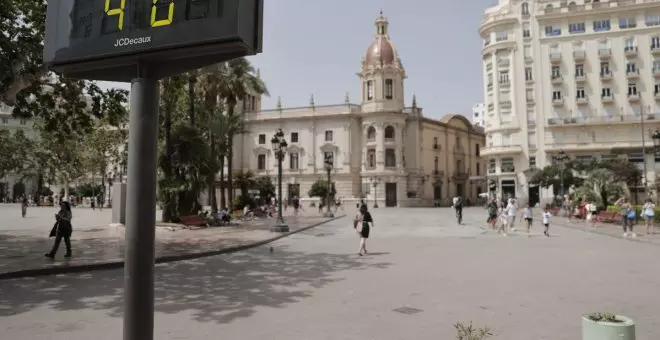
105, 0, 126, 30
151, 0, 175, 27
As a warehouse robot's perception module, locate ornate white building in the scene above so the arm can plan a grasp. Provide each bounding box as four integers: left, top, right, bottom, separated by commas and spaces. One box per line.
231, 12, 485, 207
480, 0, 660, 204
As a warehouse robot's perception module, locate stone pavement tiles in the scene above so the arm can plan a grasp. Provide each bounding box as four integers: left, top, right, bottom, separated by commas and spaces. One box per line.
2, 208, 660, 339
0, 215, 341, 279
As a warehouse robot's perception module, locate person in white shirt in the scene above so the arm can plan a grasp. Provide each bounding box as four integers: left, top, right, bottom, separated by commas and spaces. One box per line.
520, 203, 533, 235
585, 200, 597, 228
505, 198, 518, 232
542, 207, 552, 237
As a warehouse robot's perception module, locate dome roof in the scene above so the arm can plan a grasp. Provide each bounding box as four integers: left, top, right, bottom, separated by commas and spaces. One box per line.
365, 37, 395, 67
363, 11, 400, 68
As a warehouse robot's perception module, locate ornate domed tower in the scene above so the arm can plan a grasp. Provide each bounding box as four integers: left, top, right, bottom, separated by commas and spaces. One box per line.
359, 11, 406, 113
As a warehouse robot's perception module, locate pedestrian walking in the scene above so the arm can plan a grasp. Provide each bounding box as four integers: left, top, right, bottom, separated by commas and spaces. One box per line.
45, 201, 73, 258
505, 198, 517, 232
354, 204, 373, 256
542, 207, 552, 236
585, 200, 597, 228
520, 203, 533, 236
497, 206, 509, 236
615, 197, 636, 237
21, 196, 28, 218
643, 198, 655, 235
486, 198, 498, 229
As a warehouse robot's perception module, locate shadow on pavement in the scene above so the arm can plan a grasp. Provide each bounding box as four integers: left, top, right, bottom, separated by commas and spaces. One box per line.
0, 243, 391, 325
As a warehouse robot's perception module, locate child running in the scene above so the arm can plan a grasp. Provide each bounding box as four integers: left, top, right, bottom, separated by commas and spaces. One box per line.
542, 207, 552, 237
497, 206, 509, 236
521, 203, 533, 236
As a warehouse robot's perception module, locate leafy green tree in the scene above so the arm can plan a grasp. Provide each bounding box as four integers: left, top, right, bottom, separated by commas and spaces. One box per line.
308, 178, 336, 204
157, 124, 217, 219
158, 74, 188, 221
233, 170, 256, 197
0, 130, 20, 179
0, 0, 47, 106
530, 163, 581, 194
254, 176, 275, 202
209, 110, 249, 209
217, 58, 268, 211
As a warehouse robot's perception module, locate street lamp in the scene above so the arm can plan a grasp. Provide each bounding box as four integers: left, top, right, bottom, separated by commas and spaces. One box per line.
323, 154, 334, 217
270, 129, 289, 232
107, 171, 115, 208
652, 129, 660, 154
370, 177, 382, 208
555, 150, 568, 199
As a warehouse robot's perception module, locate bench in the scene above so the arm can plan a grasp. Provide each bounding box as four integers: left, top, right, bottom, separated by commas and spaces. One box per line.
179, 215, 209, 228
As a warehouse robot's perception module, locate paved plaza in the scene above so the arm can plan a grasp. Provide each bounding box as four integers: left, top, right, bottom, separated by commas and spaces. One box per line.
1, 207, 660, 339
0, 203, 340, 278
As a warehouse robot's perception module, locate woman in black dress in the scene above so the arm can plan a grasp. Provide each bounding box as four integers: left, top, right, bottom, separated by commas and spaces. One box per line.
46, 201, 73, 258
355, 204, 374, 256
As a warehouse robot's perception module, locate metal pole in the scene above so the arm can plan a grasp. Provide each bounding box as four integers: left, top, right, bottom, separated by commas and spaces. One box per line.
324, 168, 334, 217
270, 151, 289, 232
560, 161, 565, 199
641, 107, 648, 198
123, 77, 159, 340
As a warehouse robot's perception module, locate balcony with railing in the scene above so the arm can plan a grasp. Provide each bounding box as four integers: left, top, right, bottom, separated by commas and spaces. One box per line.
500, 164, 516, 173
653, 67, 660, 78
652, 44, 660, 55
575, 73, 586, 82
551, 75, 563, 84
601, 94, 614, 103
598, 48, 611, 59
552, 97, 564, 106
576, 96, 588, 105
546, 114, 660, 127
549, 52, 561, 63
624, 46, 638, 57
573, 50, 586, 60
628, 92, 640, 101
479, 144, 523, 157
453, 171, 469, 180
600, 70, 612, 80
626, 69, 639, 79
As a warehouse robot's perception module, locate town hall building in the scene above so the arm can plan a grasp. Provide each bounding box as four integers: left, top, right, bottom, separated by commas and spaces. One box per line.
231, 12, 485, 207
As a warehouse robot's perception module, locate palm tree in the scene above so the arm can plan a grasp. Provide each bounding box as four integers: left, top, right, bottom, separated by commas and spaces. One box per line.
218, 58, 268, 210
233, 170, 256, 198
159, 75, 187, 221
210, 112, 249, 209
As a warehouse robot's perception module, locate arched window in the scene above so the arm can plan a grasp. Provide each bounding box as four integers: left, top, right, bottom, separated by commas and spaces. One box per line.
367, 126, 376, 141
521, 3, 529, 15
384, 125, 395, 139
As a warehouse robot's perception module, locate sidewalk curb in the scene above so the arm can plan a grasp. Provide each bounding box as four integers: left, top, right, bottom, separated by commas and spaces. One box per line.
554, 221, 658, 245
0, 215, 346, 281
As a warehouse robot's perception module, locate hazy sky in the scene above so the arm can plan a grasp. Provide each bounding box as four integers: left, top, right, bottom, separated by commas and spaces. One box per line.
101, 0, 494, 119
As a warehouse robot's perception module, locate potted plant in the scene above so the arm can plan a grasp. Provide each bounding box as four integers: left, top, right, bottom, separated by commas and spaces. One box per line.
582, 312, 635, 340
454, 321, 492, 340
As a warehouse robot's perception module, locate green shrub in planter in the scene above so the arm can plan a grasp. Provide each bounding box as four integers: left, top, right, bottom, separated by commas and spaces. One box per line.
582, 313, 635, 340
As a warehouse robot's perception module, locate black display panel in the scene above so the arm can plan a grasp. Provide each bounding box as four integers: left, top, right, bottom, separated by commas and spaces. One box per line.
44, 0, 263, 81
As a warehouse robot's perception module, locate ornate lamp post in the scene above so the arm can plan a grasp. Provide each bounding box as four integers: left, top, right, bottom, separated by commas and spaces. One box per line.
323, 154, 334, 217
555, 150, 568, 199
652, 129, 660, 154
107, 171, 115, 208
370, 177, 382, 208
270, 129, 289, 232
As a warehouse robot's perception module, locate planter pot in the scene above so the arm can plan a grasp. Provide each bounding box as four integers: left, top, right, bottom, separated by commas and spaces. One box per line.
582, 314, 635, 340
